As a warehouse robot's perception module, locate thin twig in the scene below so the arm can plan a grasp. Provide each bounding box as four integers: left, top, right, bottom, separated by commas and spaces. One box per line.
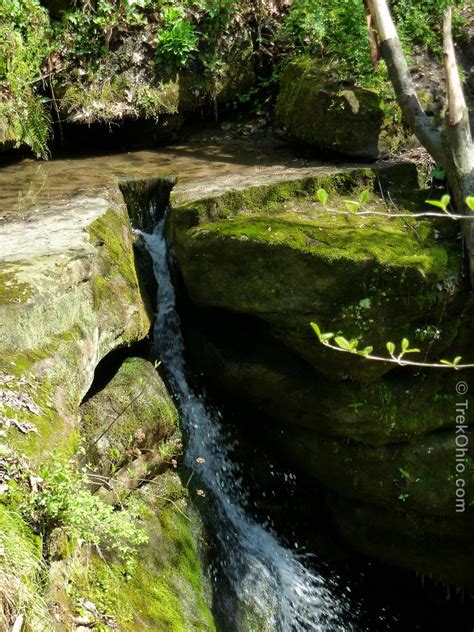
318, 207, 472, 220
29, 68, 64, 85
88, 472, 192, 522
316, 339, 474, 369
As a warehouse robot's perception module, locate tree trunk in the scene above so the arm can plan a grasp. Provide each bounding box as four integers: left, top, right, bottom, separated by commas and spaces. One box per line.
365, 0, 474, 283
443, 7, 474, 278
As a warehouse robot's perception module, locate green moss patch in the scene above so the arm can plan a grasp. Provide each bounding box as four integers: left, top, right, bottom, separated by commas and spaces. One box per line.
170, 171, 461, 381
275, 59, 404, 159
66, 472, 216, 631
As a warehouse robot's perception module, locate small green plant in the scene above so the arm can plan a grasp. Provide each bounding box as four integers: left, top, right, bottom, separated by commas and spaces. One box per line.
426, 194, 451, 214
24, 458, 148, 562
0, 0, 51, 157
156, 6, 198, 69
158, 441, 174, 460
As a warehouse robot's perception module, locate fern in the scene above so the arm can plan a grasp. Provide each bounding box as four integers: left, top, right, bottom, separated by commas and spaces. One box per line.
0, 0, 52, 157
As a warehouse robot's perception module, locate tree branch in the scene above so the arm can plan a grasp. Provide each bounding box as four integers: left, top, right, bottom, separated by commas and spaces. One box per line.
444, 7, 468, 128
365, 0, 443, 163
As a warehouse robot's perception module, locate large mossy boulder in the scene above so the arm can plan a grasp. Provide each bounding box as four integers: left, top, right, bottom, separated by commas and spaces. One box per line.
169, 168, 473, 590
275, 59, 401, 160
0, 188, 153, 461
169, 165, 463, 383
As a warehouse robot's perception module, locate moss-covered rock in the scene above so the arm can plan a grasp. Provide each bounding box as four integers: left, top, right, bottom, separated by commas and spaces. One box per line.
0, 188, 152, 460
170, 165, 463, 382
275, 59, 403, 159
56, 471, 216, 632
184, 318, 473, 445
327, 494, 474, 592
81, 357, 178, 476
167, 166, 472, 590
270, 426, 474, 519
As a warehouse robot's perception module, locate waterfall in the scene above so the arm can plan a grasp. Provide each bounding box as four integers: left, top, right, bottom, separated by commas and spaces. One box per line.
140, 212, 355, 632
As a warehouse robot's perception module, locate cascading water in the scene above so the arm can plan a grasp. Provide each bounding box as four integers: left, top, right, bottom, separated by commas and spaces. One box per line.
141, 211, 355, 632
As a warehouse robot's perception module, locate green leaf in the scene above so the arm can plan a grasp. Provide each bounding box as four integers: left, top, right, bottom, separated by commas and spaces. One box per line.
344, 200, 360, 213
348, 339, 359, 352
441, 356, 463, 368
359, 189, 369, 205
426, 199, 447, 213
310, 322, 321, 339
386, 341, 395, 356
335, 336, 351, 350
321, 332, 335, 342
317, 189, 328, 206
426, 195, 450, 213
431, 167, 445, 181
399, 467, 410, 479
403, 348, 420, 354
358, 346, 373, 356
401, 338, 410, 352
441, 194, 451, 210
466, 197, 474, 212
440, 359, 455, 367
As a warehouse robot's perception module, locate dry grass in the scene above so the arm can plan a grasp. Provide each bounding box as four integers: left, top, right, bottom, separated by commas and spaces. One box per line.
0, 509, 51, 631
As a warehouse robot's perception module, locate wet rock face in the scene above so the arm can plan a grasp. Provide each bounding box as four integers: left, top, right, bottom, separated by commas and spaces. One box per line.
275, 59, 401, 160
170, 167, 474, 590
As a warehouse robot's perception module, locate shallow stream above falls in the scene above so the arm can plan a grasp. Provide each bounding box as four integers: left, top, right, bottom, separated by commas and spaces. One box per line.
0, 136, 336, 218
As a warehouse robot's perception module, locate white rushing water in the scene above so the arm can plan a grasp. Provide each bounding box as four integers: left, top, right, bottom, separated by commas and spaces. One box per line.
141, 212, 353, 632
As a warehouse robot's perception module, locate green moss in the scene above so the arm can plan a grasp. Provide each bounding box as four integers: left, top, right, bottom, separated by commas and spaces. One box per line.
173, 168, 377, 225
80, 357, 178, 470
0, 269, 34, 305
88, 206, 152, 343
88, 207, 140, 288
198, 211, 447, 278
67, 472, 216, 631
275, 59, 401, 159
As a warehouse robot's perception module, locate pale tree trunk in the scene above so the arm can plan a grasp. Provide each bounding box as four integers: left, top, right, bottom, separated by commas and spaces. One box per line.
443, 7, 474, 273
365, 0, 474, 282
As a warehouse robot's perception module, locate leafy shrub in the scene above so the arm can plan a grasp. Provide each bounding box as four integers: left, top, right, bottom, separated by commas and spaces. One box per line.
156, 6, 198, 68
279, 0, 378, 78
25, 458, 148, 563
279, 0, 470, 81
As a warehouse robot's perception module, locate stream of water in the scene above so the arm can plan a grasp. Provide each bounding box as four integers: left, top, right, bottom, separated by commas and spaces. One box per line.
141, 212, 356, 631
